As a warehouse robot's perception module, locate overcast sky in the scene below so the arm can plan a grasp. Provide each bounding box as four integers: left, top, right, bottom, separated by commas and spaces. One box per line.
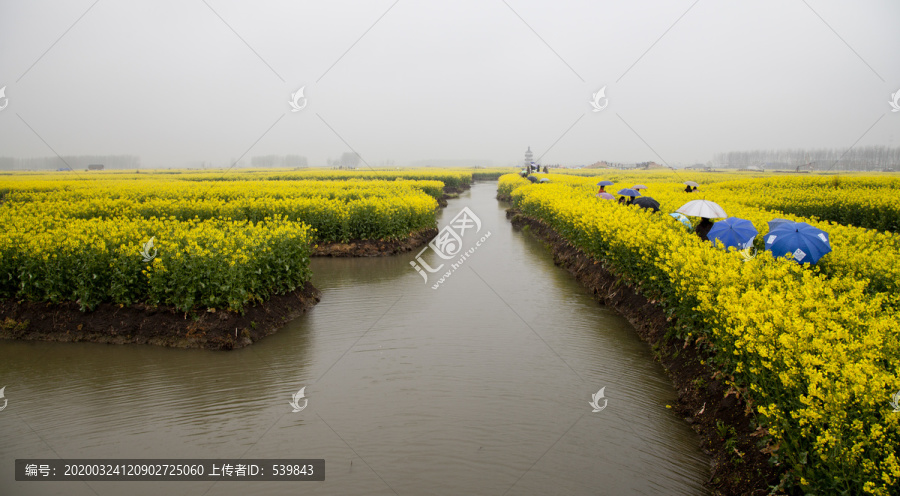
1, 0, 899, 168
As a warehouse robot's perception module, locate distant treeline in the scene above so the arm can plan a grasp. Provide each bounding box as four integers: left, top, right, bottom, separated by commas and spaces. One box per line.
0, 155, 141, 170
713, 146, 900, 171
250, 154, 308, 168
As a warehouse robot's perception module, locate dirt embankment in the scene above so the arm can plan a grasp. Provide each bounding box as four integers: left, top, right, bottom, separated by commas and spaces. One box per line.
0, 282, 321, 351
313, 227, 437, 257
507, 210, 783, 496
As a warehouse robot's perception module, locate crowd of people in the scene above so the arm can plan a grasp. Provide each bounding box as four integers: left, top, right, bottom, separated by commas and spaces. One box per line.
595, 182, 714, 240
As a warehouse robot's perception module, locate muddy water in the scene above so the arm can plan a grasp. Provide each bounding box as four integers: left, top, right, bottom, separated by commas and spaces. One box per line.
0, 182, 708, 495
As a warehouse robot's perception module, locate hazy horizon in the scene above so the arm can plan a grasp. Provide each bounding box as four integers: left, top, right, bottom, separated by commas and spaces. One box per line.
2, 0, 899, 169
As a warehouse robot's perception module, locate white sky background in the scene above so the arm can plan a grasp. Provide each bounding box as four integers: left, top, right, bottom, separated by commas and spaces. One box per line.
1, 0, 899, 168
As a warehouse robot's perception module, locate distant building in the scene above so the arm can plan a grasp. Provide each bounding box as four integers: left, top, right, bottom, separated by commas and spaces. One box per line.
88, 164, 104, 170
636, 161, 666, 170
524, 146, 533, 169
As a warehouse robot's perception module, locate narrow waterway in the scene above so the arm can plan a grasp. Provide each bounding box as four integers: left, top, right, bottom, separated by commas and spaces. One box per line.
0, 181, 708, 495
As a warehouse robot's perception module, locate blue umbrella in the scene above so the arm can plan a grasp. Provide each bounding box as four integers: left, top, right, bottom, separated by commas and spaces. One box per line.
597, 180, 614, 186
765, 222, 832, 265
707, 217, 758, 250
768, 218, 795, 232
670, 212, 692, 230
617, 188, 642, 197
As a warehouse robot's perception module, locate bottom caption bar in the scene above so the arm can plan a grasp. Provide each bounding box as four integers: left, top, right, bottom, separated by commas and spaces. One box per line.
16, 459, 325, 481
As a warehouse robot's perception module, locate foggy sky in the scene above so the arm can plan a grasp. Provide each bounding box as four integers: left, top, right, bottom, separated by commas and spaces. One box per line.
1, 0, 899, 168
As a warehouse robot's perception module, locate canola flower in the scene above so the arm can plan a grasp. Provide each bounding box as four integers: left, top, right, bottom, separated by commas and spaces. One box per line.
0, 167, 475, 191
714, 175, 900, 232
0, 179, 439, 243
0, 214, 312, 313
502, 174, 900, 495
0, 170, 462, 312
175, 169, 475, 190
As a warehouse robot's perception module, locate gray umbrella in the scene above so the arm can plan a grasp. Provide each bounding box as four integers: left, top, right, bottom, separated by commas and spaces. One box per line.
633, 196, 660, 212
677, 199, 727, 218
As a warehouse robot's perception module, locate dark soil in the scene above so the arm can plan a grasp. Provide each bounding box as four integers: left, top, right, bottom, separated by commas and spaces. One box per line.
444, 183, 470, 195
0, 282, 321, 351
313, 227, 438, 257
507, 210, 784, 496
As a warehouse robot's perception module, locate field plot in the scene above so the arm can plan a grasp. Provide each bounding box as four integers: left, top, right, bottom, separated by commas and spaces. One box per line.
501, 171, 900, 495
0, 170, 467, 335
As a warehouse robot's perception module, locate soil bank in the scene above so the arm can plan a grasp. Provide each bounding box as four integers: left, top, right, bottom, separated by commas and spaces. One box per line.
313, 227, 437, 257
0, 282, 321, 351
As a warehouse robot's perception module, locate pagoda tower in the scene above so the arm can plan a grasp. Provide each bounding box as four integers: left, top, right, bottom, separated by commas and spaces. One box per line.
524, 146, 533, 169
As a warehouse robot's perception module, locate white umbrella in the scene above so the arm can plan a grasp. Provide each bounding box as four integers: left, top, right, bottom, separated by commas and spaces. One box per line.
683, 181, 699, 187
632, 184, 648, 190
676, 199, 727, 218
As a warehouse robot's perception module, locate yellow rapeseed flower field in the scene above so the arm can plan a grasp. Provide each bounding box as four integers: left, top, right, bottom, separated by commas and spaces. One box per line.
502, 172, 900, 495
0, 170, 452, 312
